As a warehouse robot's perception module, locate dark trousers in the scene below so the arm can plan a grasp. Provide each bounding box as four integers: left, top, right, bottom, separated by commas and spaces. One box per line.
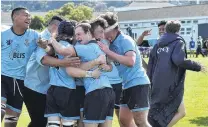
23, 87, 47, 127
196, 47, 205, 57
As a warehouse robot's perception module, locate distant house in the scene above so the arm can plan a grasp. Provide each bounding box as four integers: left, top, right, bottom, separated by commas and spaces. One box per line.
117, 4, 208, 49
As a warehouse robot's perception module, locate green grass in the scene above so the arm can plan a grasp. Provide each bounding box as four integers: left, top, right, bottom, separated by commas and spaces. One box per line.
2, 58, 208, 127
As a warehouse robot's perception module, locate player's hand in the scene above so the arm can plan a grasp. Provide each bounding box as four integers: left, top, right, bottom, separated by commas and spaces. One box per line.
142, 29, 152, 37
37, 37, 48, 49
62, 56, 81, 67
92, 68, 101, 79
99, 64, 111, 72
98, 41, 110, 54
95, 54, 106, 65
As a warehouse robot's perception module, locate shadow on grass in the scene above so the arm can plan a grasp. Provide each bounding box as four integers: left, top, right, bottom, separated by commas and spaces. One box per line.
189, 116, 208, 126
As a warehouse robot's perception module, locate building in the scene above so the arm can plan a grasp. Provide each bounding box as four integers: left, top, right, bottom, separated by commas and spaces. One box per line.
117, 4, 208, 49
115, 1, 175, 12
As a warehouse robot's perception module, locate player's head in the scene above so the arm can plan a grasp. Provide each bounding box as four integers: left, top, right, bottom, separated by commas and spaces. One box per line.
75, 23, 92, 44
11, 7, 31, 30
90, 17, 108, 40
47, 16, 64, 36
158, 20, 167, 36
99, 12, 119, 43
165, 20, 181, 34
56, 20, 76, 44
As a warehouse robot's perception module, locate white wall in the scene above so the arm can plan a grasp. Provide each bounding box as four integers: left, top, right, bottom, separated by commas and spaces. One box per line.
119, 16, 208, 49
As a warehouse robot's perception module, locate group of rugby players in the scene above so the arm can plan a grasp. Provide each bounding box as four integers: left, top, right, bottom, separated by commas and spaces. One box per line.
1, 7, 207, 127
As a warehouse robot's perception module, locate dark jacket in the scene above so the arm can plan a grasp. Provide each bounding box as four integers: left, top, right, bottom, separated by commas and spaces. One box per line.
147, 33, 201, 127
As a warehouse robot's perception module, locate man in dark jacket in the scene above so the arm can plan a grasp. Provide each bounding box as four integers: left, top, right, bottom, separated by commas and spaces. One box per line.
147, 20, 207, 127
196, 36, 205, 58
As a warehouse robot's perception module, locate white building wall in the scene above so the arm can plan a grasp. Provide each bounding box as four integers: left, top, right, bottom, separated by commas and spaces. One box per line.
119, 16, 208, 49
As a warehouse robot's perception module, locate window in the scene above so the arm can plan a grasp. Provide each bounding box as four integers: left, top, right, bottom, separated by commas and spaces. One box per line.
180, 32, 184, 35
181, 21, 185, 24
193, 20, 198, 23
186, 32, 191, 35
186, 28, 192, 31
124, 24, 128, 27
129, 24, 133, 27
187, 20, 191, 23
180, 28, 185, 31
134, 24, 137, 26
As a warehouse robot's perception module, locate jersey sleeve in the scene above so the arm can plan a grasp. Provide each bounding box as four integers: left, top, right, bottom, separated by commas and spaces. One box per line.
121, 38, 136, 54
35, 47, 47, 66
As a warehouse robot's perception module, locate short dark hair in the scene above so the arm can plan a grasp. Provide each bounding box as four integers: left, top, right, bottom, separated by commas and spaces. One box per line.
75, 23, 91, 34
90, 17, 107, 35
48, 16, 64, 26
56, 20, 76, 43
158, 20, 167, 27
99, 12, 118, 29
165, 20, 181, 33
11, 7, 27, 21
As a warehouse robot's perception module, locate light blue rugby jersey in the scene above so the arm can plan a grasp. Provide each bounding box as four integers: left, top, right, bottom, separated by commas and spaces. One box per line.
109, 32, 150, 89
74, 41, 84, 87
101, 39, 122, 85
74, 40, 112, 94
49, 40, 76, 89
1, 27, 39, 80
24, 28, 51, 94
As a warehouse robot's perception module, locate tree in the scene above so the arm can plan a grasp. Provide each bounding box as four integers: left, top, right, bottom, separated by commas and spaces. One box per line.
44, 10, 60, 25
58, 3, 74, 16
30, 16, 45, 30
44, 2, 93, 22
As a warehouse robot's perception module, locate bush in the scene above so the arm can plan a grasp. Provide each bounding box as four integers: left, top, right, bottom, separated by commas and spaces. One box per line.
30, 15, 45, 30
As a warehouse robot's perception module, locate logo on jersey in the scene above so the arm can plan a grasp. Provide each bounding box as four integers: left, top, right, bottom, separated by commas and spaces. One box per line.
6, 40, 13, 45
157, 47, 169, 54
9, 50, 25, 60
24, 39, 29, 46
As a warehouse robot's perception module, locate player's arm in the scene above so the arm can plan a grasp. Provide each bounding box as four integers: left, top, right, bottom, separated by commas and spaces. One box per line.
104, 50, 136, 67
37, 38, 55, 56
171, 41, 203, 72
41, 56, 80, 67
98, 41, 136, 67
51, 38, 76, 56
36, 47, 80, 67
66, 67, 100, 78
79, 54, 106, 71
38, 38, 76, 57
137, 30, 151, 46
65, 54, 107, 78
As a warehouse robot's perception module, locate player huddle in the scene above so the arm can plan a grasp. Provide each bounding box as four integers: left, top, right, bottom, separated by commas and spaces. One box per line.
1, 7, 207, 127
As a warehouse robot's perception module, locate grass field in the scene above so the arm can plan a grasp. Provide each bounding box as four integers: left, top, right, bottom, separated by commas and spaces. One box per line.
2, 57, 208, 127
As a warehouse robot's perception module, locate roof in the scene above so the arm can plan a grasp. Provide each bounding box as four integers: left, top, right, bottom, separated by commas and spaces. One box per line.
117, 4, 208, 22
115, 1, 175, 11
